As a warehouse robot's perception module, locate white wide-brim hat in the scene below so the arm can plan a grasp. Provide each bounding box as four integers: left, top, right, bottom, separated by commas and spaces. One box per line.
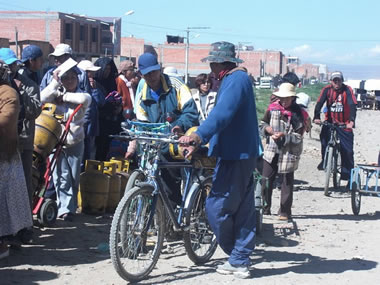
273, 82, 296, 98
77, 60, 101, 72
296, 92, 310, 107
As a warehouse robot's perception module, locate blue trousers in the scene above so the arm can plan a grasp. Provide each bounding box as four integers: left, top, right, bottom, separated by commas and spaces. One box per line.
206, 157, 256, 266
53, 141, 84, 217
320, 125, 354, 180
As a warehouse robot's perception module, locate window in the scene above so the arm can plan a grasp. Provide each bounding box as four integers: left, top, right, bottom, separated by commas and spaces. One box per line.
80, 25, 85, 41
92, 27, 98, 42
65, 23, 72, 40
101, 23, 109, 31
102, 36, 112, 43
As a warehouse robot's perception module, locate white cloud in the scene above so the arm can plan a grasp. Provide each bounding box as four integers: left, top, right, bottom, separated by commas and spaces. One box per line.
334, 53, 355, 62
286, 45, 330, 61
292, 44, 311, 54
368, 45, 380, 56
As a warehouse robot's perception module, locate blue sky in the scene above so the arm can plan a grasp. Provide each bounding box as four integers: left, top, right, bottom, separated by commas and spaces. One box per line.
4, 0, 380, 78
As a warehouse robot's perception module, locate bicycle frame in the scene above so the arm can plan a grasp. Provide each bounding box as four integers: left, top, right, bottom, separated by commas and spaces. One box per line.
143, 149, 202, 232
323, 122, 342, 170
323, 123, 340, 169
111, 123, 205, 233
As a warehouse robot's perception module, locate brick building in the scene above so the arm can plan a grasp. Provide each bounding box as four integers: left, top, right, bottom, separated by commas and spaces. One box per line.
120, 37, 145, 63
0, 10, 321, 84
0, 11, 121, 60
156, 43, 288, 79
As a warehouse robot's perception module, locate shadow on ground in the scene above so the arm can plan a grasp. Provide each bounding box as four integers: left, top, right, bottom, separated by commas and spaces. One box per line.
0, 269, 58, 285
294, 211, 380, 221
0, 213, 112, 283
252, 249, 377, 278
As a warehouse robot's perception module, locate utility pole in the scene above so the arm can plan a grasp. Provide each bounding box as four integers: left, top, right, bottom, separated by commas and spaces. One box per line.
185, 29, 190, 84
184, 26, 210, 84
15, 27, 19, 57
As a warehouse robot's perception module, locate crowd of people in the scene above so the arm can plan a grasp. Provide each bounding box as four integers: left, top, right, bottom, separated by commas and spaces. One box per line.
0, 40, 359, 280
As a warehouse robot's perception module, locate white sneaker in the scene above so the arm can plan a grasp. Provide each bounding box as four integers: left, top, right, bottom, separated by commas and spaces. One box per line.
216, 261, 250, 279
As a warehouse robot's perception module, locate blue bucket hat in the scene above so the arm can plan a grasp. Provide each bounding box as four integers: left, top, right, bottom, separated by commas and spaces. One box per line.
0, 48, 20, 65
201, 41, 243, 64
138, 53, 161, 75
21, 45, 43, 63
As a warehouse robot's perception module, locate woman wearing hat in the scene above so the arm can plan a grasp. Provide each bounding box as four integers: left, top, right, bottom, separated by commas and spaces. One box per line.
260, 82, 308, 221
116, 60, 136, 120
77, 60, 103, 166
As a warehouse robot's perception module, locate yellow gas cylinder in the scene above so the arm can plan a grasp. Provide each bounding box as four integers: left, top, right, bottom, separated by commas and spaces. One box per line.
34, 104, 63, 160
79, 160, 110, 215
110, 158, 130, 198
103, 161, 121, 213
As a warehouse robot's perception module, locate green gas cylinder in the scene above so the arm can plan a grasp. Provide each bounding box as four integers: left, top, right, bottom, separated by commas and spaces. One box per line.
79, 160, 110, 214
103, 161, 121, 213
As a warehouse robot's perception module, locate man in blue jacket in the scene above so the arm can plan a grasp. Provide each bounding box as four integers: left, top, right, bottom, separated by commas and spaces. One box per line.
128, 52, 199, 207
179, 41, 261, 278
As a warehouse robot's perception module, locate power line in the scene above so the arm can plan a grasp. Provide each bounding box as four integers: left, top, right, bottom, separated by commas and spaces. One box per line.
127, 21, 380, 43
128, 21, 184, 33
0, 2, 39, 11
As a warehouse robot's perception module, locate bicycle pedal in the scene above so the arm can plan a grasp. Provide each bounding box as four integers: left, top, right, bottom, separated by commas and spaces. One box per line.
200, 235, 213, 244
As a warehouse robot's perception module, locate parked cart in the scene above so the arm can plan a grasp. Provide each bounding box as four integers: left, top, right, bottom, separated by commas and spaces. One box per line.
350, 164, 380, 215
32, 103, 83, 226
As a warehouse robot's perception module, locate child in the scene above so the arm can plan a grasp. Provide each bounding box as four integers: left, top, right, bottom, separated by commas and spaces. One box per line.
41, 59, 91, 221
77, 60, 104, 167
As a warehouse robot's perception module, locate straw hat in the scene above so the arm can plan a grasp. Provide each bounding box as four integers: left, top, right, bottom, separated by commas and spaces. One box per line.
273, 83, 296, 98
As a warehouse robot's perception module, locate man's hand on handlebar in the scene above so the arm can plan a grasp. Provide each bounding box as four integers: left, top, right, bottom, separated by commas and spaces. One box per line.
346, 121, 354, 129
178, 132, 201, 159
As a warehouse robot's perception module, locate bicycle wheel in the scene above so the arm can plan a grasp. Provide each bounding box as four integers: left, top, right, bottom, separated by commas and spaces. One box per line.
324, 146, 334, 196
183, 176, 217, 264
124, 170, 145, 196
351, 181, 361, 215
333, 148, 342, 189
109, 185, 165, 282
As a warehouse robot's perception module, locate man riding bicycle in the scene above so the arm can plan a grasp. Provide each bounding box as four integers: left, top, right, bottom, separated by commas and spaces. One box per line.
313, 71, 357, 188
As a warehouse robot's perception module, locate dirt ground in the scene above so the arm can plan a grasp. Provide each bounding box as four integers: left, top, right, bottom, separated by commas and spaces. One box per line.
1, 107, 380, 285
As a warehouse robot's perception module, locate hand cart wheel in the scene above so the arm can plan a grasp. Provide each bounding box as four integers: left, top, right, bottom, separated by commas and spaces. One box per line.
351, 180, 361, 216
37, 198, 58, 227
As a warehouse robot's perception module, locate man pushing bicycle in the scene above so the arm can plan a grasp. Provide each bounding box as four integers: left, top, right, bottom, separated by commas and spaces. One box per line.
313, 71, 357, 188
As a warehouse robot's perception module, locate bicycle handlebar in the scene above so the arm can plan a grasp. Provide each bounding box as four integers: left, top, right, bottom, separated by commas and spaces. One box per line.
317, 121, 347, 128
110, 129, 180, 144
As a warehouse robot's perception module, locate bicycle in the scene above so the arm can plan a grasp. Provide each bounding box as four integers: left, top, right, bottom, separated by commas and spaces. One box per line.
123, 121, 171, 195
320, 121, 346, 196
108, 124, 217, 282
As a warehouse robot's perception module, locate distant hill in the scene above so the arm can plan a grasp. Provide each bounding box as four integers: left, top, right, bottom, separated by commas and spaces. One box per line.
328, 64, 380, 80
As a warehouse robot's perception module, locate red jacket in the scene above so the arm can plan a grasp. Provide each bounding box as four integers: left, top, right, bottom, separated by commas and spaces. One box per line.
314, 84, 357, 126
116, 76, 134, 113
